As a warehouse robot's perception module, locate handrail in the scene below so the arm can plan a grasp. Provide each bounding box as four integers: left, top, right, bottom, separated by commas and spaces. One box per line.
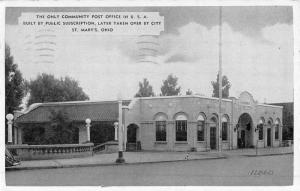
93, 141, 118, 154
93, 143, 106, 153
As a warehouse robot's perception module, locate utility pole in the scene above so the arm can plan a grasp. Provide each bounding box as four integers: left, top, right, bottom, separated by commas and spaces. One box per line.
218, 6, 223, 152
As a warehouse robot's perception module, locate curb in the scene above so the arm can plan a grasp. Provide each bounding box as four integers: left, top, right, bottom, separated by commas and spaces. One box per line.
243, 152, 293, 157
5, 156, 226, 171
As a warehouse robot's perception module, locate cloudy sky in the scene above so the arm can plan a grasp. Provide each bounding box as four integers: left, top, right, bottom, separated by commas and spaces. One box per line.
5, 6, 293, 104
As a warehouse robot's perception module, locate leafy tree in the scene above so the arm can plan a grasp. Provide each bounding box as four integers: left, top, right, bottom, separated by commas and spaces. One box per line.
211, 73, 231, 98
48, 110, 78, 144
23, 125, 46, 145
282, 126, 293, 140
5, 44, 25, 114
186, 89, 193, 95
135, 78, 155, 97
5, 44, 25, 143
160, 74, 181, 96
26, 73, 89, 106
22, 110, 79, 145
90, 122, 114, 144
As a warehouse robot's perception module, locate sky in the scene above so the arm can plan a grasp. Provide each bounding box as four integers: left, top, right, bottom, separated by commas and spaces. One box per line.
5, 6, 294, 104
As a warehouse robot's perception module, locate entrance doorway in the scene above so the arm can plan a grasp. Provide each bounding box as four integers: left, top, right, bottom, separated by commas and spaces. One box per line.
210, 127, 217, 150
126, 123, 140, 151
267, 128, 271, 147
209, 116, 218, 150
237, 113, 253, 148
127, 124, 137, 143
239, 130, 246, 148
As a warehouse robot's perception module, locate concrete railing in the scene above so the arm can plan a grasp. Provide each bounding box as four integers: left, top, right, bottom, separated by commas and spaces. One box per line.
7, 143, 94, 161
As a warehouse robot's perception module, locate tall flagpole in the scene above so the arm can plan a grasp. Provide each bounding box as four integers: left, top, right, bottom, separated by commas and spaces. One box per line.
218, 6, 223, 152
116, 94, 125, 163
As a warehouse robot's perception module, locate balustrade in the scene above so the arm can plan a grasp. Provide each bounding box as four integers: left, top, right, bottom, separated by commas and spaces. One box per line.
6, 143, 94, 161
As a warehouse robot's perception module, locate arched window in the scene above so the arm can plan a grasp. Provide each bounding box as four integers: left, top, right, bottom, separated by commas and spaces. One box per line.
275, 119, 280, 140
222, 116, 229, 141
268, 120, 272, 126
175, 114, 187, 142
210, 116, 218, 126
197, 114, 205, 141
258, 118, 264, 140
155, 113, 167, 142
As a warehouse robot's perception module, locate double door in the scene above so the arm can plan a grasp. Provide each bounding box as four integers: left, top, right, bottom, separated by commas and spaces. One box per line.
210, 127, 216, 150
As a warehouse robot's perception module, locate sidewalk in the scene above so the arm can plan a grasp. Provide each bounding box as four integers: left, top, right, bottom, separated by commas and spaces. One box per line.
6, 146, 293, 171
6, 151, 224, 171
218, 146, 294, 157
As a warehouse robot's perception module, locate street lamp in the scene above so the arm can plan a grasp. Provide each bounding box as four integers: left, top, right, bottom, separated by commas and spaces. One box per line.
234, 124, 239, 132
85, 118, 91, 143
255, 119, 264, 154
255, 119, 263, 132
114, 122, 118, 141
6, 113, 14, 144
254, 119, 263, 132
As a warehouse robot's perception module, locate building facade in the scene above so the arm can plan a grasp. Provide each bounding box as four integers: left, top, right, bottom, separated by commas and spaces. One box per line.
124, 91, 283, 151
269, 102, 293, 140
13, 91, 283, 151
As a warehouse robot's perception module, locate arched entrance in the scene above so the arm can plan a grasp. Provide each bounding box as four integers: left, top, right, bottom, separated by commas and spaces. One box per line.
237, 113, 253, 148
126, 123, 140, 151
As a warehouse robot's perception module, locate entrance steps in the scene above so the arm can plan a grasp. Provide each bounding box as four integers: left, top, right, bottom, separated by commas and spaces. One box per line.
93, 141, 118, 154
126, 141, 141, 151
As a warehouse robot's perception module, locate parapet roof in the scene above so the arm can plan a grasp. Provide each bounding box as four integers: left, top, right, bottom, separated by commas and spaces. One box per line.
15, 92, 282, 123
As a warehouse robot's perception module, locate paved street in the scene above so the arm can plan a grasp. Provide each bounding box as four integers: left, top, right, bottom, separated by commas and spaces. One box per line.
6, 154, 293, 186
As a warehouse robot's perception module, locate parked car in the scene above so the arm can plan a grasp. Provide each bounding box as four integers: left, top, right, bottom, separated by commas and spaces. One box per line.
5, 146, 20, 167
